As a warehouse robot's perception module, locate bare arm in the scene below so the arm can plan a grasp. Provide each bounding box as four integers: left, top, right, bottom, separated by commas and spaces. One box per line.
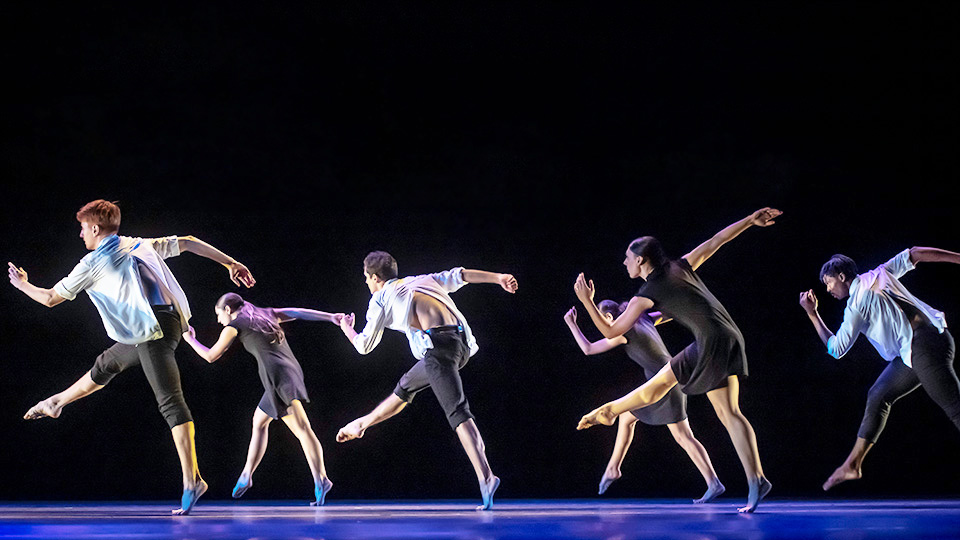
274, 307, 343, 324
176, 236, 256, 288
573, 273, 654, 338
910, 247, 960, 265
7, 263, 66, 307
461, 269, 519, 293
683, 208, 782, 271
181, 325, 238, 363
799, 290, 835, 348
563, 307, 627, 355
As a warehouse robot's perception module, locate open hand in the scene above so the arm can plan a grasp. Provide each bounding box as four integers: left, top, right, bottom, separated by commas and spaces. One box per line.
228, 261, 256, 288
750, 207, 782, 227
574, 273, 595, 304
498, 273, 519, 293
577, 404, 617, 430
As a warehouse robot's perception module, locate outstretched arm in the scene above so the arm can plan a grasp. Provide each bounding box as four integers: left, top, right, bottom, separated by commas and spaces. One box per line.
176, 236, 256, 288
461, 269, 519, 293
910, 247, 960, 265
274, 307, 344, 325
181, 325, 238, 363
8, 263, 66, 307
573, 273, 654, 339
563, 307, 627, 355
683, 208, 782, 271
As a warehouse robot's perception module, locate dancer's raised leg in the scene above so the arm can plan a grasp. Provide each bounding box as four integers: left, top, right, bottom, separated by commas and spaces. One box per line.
455, 418, 499, 511
706, 377, 769, 513
281, 400, 333, 505
337, 393, 408, 442
823, 437, 872, 491
232, 407, 273, 498
599, 413, 638, 495
666, 419, 724, 503
24, 371, 103, 420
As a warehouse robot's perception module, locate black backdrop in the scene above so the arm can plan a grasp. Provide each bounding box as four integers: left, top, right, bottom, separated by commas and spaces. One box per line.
2, 3, 958, 502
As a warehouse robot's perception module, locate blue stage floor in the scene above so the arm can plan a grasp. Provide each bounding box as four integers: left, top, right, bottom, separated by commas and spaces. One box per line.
2, 499, 960, 539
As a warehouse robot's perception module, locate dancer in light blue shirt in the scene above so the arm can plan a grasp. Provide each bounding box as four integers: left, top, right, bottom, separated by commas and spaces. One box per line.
9, 199, 255, 515
800, 247, 960, 491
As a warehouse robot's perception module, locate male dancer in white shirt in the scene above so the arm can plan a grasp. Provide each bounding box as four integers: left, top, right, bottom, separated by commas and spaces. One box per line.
8, 199, 255, 514
800, 247, 960, 490
336, 251, 518, 510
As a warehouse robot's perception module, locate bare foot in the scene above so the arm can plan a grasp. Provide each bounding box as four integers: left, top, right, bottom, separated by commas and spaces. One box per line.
693, 479, 725, 504
172, 479, 208, 516
310, 477, 334, 506
738, 477, 772, 514
232, 473, 252, 498
24, 398, 62, 420
336, 419, 366, 442
476, 475, 500, 511
598, 469, 621, 495
823, 465, 861, 491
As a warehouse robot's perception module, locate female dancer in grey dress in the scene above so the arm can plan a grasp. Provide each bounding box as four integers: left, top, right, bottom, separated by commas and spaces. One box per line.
181, 292, 342, 506
564, 300, 724, 502
575, 207, 780, 513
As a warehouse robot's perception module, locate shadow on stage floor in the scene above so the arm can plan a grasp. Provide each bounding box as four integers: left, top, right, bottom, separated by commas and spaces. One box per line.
2, 499, 960, 539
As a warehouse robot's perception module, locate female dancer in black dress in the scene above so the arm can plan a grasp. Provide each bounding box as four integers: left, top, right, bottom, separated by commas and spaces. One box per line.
182, 292, 342, 505
575, 208, 780, 513
564, 301, 724, 502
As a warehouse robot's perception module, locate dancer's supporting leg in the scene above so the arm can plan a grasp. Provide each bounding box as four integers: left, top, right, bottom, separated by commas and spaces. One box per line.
281, 400, 333, 506
24, 371, 104, 420
233, 407, 273, 498
666, 419, 725, 503
705, 376, 770, 513
599, 413, 638, 495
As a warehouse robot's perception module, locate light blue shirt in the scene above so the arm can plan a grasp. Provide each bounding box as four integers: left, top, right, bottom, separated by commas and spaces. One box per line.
827, 249, 947, 367
53, 235, 192, 345
351, 267, 479, 360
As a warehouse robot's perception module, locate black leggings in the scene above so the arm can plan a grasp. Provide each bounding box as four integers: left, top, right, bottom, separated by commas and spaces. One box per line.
89, 307, 193, 429
858, 322, 960, 443
393, 326, 474, 430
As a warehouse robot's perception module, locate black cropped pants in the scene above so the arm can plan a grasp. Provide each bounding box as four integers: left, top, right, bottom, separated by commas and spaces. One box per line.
89, 306, 193, 429
393, 325, 474, 430
858, 322, 960, 443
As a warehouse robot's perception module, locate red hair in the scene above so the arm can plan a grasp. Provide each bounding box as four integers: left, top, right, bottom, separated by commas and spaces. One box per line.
76, 200, 121, 233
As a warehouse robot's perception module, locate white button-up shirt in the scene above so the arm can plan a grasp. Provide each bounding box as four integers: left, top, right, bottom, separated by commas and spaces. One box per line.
351, 267, 479, 360
53, 235, 192, 345
827, 249, 947, 367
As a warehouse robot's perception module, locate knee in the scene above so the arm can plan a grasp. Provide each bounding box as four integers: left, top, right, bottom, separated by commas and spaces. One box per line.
864, 389, 892, 413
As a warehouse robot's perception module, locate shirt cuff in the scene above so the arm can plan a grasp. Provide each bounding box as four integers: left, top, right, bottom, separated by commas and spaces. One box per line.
52, 280, 77, 301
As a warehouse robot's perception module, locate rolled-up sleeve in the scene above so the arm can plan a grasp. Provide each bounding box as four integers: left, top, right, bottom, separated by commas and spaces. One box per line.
351, 296, 387, 354
826, 304, 865, 359
881, 249, 914, 280
147, 236, 182, 259
52, 260, 93, 301
429, 267, 466, 292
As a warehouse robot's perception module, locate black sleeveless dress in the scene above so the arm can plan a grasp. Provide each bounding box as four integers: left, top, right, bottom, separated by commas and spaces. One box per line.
622, 316, 687, 425
636, 258, 747, 395
229, 313, 310, 419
